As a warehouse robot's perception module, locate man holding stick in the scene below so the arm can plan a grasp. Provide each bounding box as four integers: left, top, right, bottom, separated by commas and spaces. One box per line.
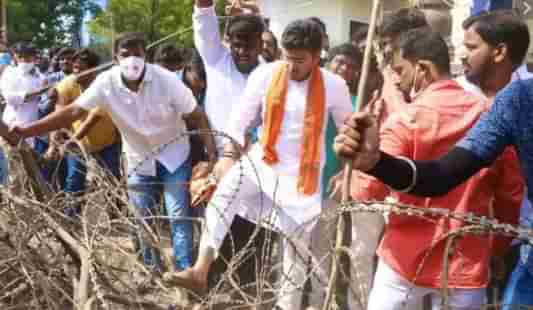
334, 28, 524, 310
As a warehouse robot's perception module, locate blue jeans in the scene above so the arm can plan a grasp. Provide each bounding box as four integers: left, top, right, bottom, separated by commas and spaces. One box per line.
63, 143, 121, 216
94, 142, 122, 180
35, 138, 62, 187
64, 142, 122, 191
502, 255, 533, 310
0, 146, 7, 185
128, 158, 193, 271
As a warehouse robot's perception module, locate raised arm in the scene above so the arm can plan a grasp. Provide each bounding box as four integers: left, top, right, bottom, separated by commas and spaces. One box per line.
193, 0, 227, 66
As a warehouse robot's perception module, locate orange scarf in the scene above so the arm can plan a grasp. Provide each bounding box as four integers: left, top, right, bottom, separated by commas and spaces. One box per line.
261, 63, 325, 195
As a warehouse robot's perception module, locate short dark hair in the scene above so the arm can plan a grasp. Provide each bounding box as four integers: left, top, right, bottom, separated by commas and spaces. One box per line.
351, 25, 370, 45
226, 15, 265, 40
281, 19, 323, 52
49, 47, 61, 58
263, 30, 279, 48
327, 43, 363, 66
154, 44, 183, 65
380, 8, 428, 38
463, 10, 530, 67
114, 32, 147, 53
184, 49, 206, 83
309, 17, 327, 34
72, 48, 100, 68
56, 47, 76, 58
12, 42, 37, 56
399, 27, 450, 74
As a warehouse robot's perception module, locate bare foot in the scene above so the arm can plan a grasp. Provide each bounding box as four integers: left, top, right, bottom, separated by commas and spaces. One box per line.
162, 268, 207, 294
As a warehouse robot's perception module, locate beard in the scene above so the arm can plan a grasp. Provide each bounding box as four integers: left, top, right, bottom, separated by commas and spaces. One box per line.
465, 58, 492, 87
261, 50, 275, 63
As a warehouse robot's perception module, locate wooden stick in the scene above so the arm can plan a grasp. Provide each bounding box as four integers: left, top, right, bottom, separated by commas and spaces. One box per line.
146, 26, 193, 50
23, 62, 114, 101
22, 26, 196, 101
322, 0, 382, 309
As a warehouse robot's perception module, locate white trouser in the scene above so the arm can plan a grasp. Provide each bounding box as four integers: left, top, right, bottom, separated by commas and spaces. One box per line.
348, 212, 385, 310
368, 260, 486, 310
199, 158, 326, 310
308, 199, 339, 308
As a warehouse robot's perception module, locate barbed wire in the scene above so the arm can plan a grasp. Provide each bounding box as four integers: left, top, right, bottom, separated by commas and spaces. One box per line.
341, 200, 533, 244
3, 130, 533, 310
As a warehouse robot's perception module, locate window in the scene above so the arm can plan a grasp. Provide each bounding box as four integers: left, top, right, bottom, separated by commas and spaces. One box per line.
350, 20, 369, 44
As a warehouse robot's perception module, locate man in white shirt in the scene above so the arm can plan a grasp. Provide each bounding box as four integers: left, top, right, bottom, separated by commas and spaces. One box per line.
194, 0, 264, 147
1, 42, 44, 148
11, 33, 216, 273
194, 0, 273, 289
165, 19, 353, 310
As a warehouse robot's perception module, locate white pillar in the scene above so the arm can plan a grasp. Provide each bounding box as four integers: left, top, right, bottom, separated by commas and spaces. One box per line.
450, 0, 473, 74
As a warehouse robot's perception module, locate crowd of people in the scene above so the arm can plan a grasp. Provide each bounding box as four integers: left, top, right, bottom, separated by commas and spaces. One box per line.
0, 0, 532, 309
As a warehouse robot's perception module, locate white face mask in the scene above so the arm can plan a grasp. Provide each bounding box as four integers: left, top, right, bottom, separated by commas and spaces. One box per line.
119, 56, 145, 81
175, 69, 183, 81
18, 62, 35, 74
409, 65, 423, 100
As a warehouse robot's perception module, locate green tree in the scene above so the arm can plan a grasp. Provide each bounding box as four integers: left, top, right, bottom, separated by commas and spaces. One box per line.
87, 0, 225, 49
6, 0, 100, 49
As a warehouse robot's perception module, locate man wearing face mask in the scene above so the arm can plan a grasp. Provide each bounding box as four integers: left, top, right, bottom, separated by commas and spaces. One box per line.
10, 32, 217, 274
165, 19, 353, 310
1, 42, 44, 148
154, 44, 185, 81
377, 8, 428, 123
337, 28, 522, 310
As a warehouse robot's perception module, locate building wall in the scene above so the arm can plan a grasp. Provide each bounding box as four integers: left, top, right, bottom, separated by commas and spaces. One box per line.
259, 0, 345, 46
258, 0, 533, 64
258, 0, 413, 48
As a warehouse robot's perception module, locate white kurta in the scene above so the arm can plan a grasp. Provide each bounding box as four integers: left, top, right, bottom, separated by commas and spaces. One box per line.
223, 61, 352, 230
201, 62, 351, 310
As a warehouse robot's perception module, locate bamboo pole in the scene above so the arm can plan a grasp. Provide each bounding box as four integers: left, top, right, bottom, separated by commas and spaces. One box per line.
23, 26, 196, 100
321, 0, 382, 309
